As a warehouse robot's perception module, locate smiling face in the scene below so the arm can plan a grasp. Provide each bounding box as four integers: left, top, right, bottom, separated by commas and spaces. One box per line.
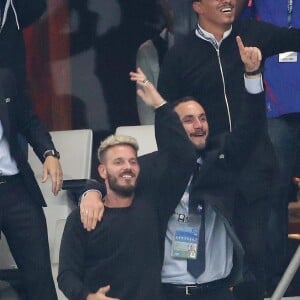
99, 145, 140, 197
193, 0, 236, 34
174, 100, 209, 150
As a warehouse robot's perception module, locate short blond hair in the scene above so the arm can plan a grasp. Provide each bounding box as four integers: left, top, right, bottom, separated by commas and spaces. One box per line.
97, 134, 139, 163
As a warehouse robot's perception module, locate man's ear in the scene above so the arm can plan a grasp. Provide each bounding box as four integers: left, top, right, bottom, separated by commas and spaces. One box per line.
98, 164, 106, 180
192, 1, 202, 15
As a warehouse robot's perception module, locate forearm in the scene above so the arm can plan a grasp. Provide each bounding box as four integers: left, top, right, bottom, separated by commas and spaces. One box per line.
157, 50, 181, 102
254, 21, 300, 58
58, 270, 90, 300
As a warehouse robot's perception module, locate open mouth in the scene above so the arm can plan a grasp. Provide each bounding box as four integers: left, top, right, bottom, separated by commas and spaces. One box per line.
191, 132, 206, 138
120, 172, 135, 179
221, 7, 233, 14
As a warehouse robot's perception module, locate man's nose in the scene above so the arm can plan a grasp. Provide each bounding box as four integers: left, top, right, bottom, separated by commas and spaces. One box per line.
124, 161, 132, 169
193, 118, 202, 128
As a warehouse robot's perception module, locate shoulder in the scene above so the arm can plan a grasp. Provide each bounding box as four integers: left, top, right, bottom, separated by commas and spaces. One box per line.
138, 151, 160, 167
138, 39, 156, 53
166, 31, 197, 56
137, 39, 157, 58
234, 18, 281, 37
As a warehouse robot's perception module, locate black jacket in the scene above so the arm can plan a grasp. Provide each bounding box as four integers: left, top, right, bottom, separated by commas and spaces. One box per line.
158, 19, 300, 202
0, 0, 47, 85
0, 68, 56, 206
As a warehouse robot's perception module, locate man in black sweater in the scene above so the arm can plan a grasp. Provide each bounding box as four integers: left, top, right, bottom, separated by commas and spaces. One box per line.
58, 134, 163, 300
157, 1, 300, 299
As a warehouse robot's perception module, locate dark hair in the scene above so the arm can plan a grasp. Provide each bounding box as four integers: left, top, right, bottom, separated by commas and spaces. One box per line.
170, 96, 202, 110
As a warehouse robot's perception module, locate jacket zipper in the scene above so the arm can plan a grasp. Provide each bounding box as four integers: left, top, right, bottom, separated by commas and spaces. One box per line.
216, 48, 233, 133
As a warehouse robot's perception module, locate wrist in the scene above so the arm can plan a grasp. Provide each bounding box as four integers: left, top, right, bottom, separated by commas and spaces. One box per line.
43, 149, 60, 159
244, 73, 261, 79
154, 100, 167, 109
244, 67, 263, 77
79, 189, 103, 206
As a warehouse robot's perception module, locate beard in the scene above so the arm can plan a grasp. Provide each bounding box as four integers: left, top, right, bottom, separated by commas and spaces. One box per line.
107, 172, 136, 197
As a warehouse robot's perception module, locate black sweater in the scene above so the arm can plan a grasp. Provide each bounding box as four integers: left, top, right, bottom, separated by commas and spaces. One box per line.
58, 200, 162, 300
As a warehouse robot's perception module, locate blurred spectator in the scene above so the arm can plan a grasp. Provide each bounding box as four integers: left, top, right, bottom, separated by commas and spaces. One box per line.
240, 0, 300, 293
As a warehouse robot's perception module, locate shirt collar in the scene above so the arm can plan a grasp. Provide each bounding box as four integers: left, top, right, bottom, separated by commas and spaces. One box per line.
195, 23, 232, 49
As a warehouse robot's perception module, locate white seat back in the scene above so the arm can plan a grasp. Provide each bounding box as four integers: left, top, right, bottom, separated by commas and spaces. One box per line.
115, 125, 157, 156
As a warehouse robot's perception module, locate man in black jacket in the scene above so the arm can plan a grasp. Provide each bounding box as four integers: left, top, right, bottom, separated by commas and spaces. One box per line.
0, 1, 62, 299
157, 1, 300, 299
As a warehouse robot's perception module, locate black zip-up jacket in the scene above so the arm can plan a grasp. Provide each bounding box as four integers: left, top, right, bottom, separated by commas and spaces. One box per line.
158, 19, 300, 203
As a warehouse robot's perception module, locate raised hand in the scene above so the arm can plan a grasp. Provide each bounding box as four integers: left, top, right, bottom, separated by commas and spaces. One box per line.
129, 67, 166, 108
236, 35, 262, 73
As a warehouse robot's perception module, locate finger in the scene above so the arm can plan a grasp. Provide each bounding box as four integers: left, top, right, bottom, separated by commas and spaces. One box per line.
86, 209, 97, 231
137, 88, 145, 98
136, 67, 145, 77
49, 171, 59, 195
52, 177, 59, 195
130, 73, 146, 85
129, 71, 138, 81
250, 48, 262, 69
53, 168, 63, 195
98, 205, 104, 221
98, 285, 110, 294
236, 35, 245, 54
80, 207, 89, 229
42, 166, 48, 183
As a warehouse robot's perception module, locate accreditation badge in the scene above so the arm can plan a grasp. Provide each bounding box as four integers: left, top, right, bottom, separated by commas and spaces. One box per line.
279, 51, 297, 63
171, 215, 201, 260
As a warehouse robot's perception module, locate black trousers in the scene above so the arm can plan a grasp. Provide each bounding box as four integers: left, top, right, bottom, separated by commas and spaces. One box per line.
0, 176, 57, 300
163, 286, 235, 300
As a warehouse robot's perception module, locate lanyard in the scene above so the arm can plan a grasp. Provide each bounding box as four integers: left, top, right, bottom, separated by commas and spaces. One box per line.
287, 0, 293, 28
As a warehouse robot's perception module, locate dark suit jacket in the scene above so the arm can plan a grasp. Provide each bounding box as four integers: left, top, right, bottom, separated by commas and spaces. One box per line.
85, 90, 265, 286
0, 68, 56, 206
0, 0, 47, 85
13, 0, 47, 29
